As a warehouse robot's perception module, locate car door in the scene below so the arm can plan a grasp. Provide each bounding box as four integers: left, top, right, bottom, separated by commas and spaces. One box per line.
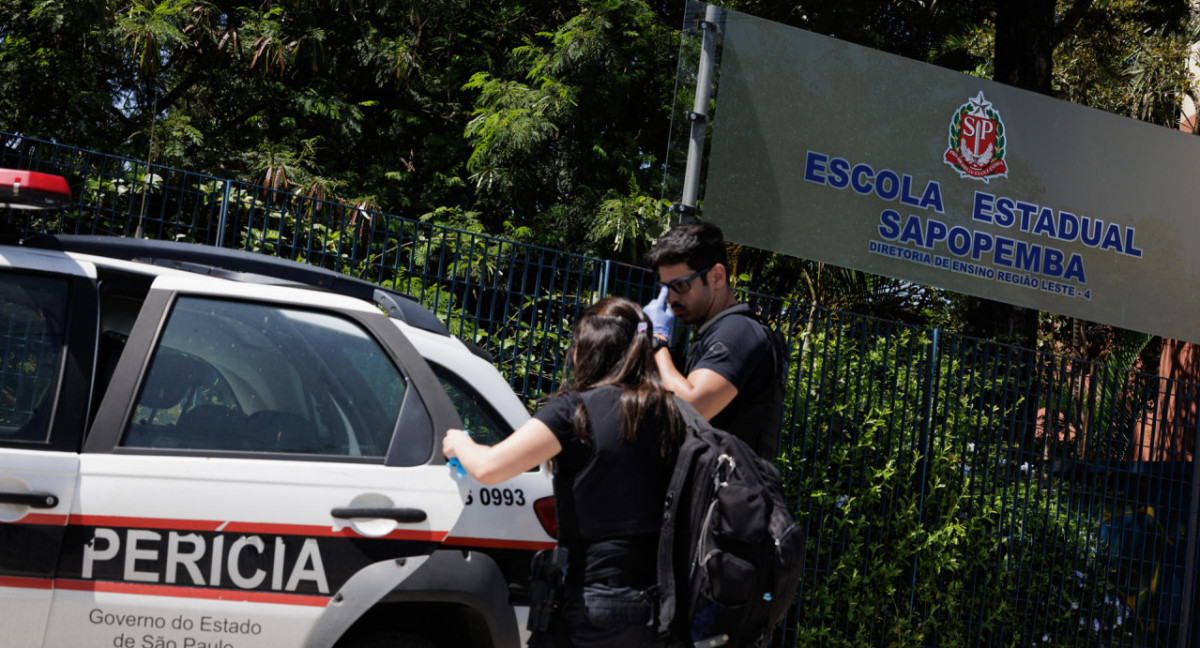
42, 276, 466, 648
0, 249, 97, 648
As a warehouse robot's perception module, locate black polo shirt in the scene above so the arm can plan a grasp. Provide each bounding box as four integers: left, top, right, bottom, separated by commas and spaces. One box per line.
684, 304, 782, 459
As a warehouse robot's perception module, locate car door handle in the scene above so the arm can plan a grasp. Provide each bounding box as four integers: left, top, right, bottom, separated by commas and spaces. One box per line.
0, 491, 59, 508
330, 507, 427, 523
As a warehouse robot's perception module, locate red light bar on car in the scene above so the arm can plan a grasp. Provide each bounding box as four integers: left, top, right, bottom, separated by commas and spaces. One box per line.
0, 169, 72, 210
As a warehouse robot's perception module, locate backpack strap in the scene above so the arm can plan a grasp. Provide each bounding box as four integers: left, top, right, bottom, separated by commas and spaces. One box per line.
693, 303, 788, 391
656, 397, 708, 635
672, 393, 710, 432
740, 305, 790, 392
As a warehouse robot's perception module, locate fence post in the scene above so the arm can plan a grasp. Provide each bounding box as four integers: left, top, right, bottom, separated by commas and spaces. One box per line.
216, 179, 231, 248
1179, 414, 1200, 648
910, 327, 939, 621
599, 259, 612, 298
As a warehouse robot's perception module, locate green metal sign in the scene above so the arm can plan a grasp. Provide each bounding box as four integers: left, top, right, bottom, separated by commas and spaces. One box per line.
701, 5, 1198, 342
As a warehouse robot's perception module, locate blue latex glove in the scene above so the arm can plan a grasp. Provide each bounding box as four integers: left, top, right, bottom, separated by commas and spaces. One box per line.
642, 286, 675, 340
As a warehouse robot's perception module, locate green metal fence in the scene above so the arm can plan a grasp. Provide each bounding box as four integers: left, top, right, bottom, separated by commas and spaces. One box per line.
3, 131, 1197, 647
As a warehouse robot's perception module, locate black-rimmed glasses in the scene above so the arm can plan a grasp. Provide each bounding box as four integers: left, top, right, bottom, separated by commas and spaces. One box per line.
657, 265, 712, 295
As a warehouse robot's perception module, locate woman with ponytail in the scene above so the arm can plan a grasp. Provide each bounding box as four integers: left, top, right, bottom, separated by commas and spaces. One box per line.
443, 297, 685, 647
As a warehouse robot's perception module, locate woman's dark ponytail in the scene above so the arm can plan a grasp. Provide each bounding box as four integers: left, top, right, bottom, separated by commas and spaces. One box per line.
562, 297, 684, 455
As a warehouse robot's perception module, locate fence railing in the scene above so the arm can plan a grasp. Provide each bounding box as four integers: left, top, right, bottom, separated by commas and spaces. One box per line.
3, 130, 1197, 647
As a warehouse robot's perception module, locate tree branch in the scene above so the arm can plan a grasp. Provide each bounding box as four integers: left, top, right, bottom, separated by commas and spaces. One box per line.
1053, 0, 1097, 47
156, 66, 205, 114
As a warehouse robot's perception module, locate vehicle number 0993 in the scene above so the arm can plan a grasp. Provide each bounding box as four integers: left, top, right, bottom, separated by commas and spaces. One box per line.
465, 488, 525, 507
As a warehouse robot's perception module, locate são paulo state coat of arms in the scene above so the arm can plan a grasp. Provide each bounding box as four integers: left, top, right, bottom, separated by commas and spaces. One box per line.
944, 91, 1008, 182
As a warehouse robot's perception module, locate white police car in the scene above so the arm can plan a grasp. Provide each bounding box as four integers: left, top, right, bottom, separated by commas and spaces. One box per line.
0, 229, 556, 648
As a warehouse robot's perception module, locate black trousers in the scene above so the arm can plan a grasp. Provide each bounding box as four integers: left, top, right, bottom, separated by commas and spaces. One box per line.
529, 581, 666, 648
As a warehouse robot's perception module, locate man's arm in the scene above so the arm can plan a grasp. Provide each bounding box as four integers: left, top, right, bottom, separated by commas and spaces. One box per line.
653, 338, 738, 419
643, 285, 739, 418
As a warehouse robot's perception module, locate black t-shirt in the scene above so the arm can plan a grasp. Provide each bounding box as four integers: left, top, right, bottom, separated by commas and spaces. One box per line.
685, 304, 782, 459
533, 385, 671, 585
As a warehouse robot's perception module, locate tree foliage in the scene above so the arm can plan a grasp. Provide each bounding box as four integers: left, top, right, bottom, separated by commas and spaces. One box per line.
0, 0, 680, 259
2, 1, 564, 215
462, 0, 679, 254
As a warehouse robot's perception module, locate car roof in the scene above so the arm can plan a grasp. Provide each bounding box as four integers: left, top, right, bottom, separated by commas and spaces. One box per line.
20, 234, 451, 337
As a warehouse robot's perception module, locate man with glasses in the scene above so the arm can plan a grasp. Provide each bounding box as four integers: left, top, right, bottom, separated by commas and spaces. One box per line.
642, 221, 784, 460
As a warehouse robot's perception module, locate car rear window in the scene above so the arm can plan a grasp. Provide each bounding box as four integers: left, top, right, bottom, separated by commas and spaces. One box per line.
0, 272, 69, 444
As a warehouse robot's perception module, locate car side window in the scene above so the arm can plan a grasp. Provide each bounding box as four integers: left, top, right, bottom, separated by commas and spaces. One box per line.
431, 365, 510, 446
121, 297, 406, 459
0, 272, 70, 444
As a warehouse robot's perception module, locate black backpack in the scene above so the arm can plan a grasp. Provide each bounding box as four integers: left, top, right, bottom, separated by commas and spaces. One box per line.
657, 398, 806, 647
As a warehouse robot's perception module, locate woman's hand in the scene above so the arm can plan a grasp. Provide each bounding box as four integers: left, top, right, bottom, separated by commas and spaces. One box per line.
442, 428, 472, 460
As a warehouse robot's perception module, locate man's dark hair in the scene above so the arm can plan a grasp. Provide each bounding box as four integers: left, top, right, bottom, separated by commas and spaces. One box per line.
644, 221, 728, 274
